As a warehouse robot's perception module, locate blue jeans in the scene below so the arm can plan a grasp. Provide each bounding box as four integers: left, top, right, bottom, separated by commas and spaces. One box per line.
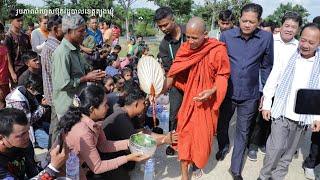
34, 122, 50, 149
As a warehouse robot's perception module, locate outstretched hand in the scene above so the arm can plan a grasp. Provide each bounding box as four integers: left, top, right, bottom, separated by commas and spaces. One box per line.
193, 87, 217, 102
127, 152, 150, 162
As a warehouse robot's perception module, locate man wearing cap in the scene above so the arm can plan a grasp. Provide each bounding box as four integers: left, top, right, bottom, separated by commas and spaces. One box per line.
52, 14, 106, 118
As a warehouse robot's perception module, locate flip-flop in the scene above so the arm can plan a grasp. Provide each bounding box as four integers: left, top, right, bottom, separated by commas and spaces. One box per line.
192, 168, 203, 179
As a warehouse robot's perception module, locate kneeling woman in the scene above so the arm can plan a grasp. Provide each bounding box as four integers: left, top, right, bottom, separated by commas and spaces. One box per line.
58, 85, 148, 179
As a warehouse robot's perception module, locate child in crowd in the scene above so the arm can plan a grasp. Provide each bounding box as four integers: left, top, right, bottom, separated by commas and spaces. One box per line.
58, 84, 148, 180
105, 53, 120, 77
128, 37, 137, 56
111, 44, 122, 55
18, 51, 42, 93
120, 54, 132, 69
113, 74, 125, 94
121, 67, 133, 81
141, 45, 150, 58
6, 75, 49, 148
103, 76, 115, 94
0, 22, 16, 109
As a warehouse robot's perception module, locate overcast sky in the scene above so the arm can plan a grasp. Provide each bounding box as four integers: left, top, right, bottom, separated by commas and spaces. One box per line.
17, 0, 319, 21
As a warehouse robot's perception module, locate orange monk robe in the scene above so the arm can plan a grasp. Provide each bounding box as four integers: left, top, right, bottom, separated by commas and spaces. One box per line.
167, 38, 230, 168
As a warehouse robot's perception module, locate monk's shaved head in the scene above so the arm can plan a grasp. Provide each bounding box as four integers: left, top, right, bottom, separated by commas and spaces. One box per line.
185, 17, 208, 50
186, 17, 206, 33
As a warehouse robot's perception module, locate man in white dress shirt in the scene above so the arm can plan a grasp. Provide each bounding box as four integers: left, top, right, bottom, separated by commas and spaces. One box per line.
258, 23, 320, 180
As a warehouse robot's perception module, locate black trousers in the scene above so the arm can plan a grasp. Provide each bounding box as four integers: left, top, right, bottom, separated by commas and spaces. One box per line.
168, 87, 183, 131
304, 132, 320, 168
248, 111, 271, 151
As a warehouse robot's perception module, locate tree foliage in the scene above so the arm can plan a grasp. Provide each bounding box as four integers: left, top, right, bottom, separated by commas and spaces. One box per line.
264, 3, 309, 27
116, 0, 138, 39
132, 8, 156, 36
193, 0, 251, 29
44, 0, 63, 9
135, 8, 155, 25
0, 1, 38, 28
134, 22, 156, 36
149, 0, 193, 17
0, 0, 17, 23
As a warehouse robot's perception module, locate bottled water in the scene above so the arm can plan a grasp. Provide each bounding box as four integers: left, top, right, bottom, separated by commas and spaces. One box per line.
66, 151, 80, 180
158, 107, 169, 133
144, 157, 155, 180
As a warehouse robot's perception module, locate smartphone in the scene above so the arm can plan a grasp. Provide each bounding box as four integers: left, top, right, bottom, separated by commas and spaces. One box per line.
56, 131, 64, 153
294, 89, 320, 115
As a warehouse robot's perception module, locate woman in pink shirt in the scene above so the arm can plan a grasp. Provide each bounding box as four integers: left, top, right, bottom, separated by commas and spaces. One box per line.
58, 85, 148, 179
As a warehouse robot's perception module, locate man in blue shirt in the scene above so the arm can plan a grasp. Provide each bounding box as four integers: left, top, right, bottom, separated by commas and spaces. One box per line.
216, 3, 273, 180
86, 16, 103, 47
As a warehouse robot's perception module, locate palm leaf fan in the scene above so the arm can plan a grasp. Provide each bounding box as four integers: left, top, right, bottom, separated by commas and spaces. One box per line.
137, 56, 165, 128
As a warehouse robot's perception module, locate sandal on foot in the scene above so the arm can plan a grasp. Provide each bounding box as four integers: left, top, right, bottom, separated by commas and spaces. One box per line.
192, 168, 203, 179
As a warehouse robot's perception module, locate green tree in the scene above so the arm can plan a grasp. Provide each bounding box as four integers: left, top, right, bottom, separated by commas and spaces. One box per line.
135, 8, 155, 25
44, 0, 64, 9
134, 22, 156, 36
132, 8, 156, 36
117, 0, 137, 40
149, 0, 193, 23
265, 2, 309, 27
194, 0, 251, 30
78, 0, 112, 10
0, 0, 17, 23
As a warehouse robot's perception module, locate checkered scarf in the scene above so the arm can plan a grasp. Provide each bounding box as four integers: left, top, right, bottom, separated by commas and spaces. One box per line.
271, 48, 320, 125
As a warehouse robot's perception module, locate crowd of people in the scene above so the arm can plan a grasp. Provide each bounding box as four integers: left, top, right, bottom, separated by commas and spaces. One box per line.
0, 2, 319, 180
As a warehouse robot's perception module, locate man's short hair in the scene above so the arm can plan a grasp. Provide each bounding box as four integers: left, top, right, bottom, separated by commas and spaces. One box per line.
219, 10, 234, 22
0, 108, 28, 137
124, 81, 145, 105
22, 51, 38, 63
260, 21, 276, 32
282, 12, 302, 27
241, 3, 263, 20
313, 16, 320, 26
89, 16, 97, 21
154, 7, 173, 21
114, 44, 122, 51
24, 74, 42, 92
38, 14, 49, 22
300, 23, 320, 36
47, 15, 62, 31
105, 20, 111, 27
8, 9, 23, 20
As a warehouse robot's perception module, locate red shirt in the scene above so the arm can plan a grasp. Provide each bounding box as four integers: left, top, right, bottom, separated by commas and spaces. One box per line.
0, 45, 9, 84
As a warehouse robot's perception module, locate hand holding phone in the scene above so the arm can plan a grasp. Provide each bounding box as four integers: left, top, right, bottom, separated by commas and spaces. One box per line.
56, 131, 65, 153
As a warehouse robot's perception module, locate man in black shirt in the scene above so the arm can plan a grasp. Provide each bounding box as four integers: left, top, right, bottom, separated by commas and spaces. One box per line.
98, 83, 175, 180
0, 108, 67, 179
155, 6, 186, 156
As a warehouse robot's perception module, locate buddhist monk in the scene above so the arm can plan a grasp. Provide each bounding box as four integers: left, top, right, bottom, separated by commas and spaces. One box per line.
162, 17, 230, 180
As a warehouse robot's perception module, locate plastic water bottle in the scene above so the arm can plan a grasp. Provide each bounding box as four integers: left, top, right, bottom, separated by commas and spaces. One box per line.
158, 108, 169, 133
144, 157, 155, 180
66, 151, 80, 180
